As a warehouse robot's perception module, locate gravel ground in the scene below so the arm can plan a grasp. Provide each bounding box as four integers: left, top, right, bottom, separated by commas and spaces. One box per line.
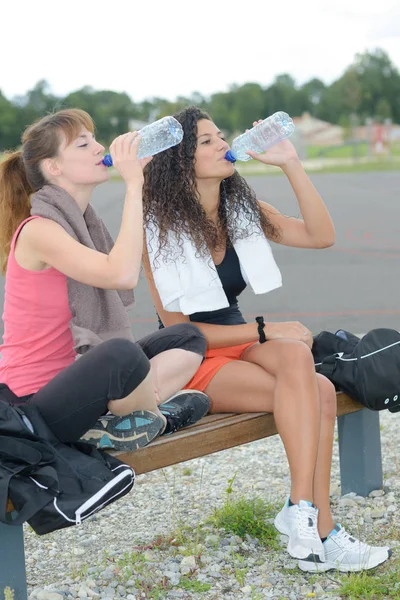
22, 409, 400, 600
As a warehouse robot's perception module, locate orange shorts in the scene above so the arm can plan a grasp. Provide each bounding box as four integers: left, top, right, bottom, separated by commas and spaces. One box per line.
184, 341, 256, 393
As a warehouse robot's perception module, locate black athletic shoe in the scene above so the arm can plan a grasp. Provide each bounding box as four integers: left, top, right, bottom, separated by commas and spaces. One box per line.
159, 390, 210, 435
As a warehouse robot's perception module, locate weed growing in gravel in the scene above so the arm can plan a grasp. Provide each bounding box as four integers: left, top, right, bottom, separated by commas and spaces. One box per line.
208, 495, 279, 549
337, 557, 400, 599
102, 548, 173, 598
70, 562, 89, 579
179, 576, 212, 592
206, 474, 280, 549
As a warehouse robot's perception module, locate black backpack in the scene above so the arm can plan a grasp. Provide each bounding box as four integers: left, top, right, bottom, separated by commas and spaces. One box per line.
0, 384, 135, 535
312, 328, 400, 413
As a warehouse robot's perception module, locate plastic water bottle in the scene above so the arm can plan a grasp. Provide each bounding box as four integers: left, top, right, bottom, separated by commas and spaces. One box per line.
225, 112, 295, 163
102, 116, 183, 167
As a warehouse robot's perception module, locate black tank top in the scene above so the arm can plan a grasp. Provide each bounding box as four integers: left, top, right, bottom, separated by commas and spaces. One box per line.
189, 245, 247, 325
158, 245, 247, 328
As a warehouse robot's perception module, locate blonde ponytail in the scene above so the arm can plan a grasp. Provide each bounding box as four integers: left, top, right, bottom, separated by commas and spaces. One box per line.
0, 151, 33, 273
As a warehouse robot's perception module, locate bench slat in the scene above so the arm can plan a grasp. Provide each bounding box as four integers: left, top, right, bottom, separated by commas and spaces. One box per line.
5, 393, 362, 513
116, 393, 362, 475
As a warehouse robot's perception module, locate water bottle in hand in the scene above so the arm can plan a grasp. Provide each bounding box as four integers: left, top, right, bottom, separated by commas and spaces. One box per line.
225, 112, 295, 163
103, 116, 183, 166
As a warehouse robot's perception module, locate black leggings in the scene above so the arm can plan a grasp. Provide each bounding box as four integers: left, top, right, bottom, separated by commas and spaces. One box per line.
20, 324, 206, 443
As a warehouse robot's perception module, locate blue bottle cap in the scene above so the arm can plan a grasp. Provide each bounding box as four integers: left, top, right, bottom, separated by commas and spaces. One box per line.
225, 150, 237, 163
102, 154, 113, 167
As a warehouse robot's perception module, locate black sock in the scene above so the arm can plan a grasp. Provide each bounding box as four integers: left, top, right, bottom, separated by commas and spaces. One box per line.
321, 536, 327, 543
288, 498, 295, 506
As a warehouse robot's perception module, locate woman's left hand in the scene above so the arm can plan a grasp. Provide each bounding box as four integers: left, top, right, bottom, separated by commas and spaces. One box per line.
246, 120, 299, 168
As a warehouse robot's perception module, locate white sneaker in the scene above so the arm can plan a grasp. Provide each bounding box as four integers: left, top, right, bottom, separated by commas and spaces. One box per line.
298, 524, 392, 572
274, 498, 325, 561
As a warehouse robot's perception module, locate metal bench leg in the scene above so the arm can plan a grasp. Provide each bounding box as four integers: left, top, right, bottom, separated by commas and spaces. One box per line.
0, 522, 28, 600
337, 409, 383, 497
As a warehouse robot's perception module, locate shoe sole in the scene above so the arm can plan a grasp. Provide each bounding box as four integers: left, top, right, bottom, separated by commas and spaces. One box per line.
83, 412, 164, 451
160, 390, 210, 426
274, 511, 325, 562
298, 548, 392, 573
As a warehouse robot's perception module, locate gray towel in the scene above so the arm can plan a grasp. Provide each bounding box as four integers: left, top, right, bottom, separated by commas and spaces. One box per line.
30, 184, 134, 354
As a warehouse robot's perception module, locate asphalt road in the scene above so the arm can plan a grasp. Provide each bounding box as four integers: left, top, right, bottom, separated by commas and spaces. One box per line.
1, 171, 399, 340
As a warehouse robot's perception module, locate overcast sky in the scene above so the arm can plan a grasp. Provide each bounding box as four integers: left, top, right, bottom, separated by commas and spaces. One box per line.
2, 0, 400, 102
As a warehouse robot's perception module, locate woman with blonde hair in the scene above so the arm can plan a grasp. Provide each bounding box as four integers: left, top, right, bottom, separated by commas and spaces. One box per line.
0, 108, 209, 451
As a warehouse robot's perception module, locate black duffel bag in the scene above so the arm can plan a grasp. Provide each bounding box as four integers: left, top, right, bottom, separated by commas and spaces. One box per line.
312, 328, 400, 413
0, 384, 135, 535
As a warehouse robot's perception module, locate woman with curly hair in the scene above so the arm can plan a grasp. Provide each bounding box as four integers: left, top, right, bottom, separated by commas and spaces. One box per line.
142, 106, 391, 572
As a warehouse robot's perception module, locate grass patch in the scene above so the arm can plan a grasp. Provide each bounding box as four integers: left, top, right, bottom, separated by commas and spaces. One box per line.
304, 160, 400, 175
3, 589, 14, 600
337, 558, 400, 599
307, 143, 369, 159
307, 142, 400, 160
179, 577, 212, 593
236, 159, 400, 177
102, 548, 148, 584
208, 495, 279, 549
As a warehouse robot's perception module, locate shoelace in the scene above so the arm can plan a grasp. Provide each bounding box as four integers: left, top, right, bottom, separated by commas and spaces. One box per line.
296, 506, 320, 540
333, 528, 367, 552
164, 405, 195, 434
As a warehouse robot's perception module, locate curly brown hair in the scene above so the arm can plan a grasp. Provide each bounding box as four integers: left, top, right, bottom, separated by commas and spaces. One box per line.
143, 106, 281, 260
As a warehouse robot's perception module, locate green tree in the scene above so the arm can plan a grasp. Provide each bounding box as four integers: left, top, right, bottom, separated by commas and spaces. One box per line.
17, 80, 60, 130
317, 68, 361, 123
0, 91, 20, 150
355, 49, 400, 121
300, 78, 326, 111
264, 73, 309, 118
230, 82, 265, 131
208, 91, 236, 134
63, 86, 97, 114
319, 49, 400, 124
64, 88, 137, 143
375, 97, 392, 121
1, 46, 400, 148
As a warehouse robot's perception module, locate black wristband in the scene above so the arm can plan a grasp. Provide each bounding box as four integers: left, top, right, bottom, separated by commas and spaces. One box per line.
255, 316, 267, 344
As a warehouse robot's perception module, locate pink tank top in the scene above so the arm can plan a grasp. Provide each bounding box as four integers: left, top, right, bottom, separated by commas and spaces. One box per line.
0, 216, 76, 396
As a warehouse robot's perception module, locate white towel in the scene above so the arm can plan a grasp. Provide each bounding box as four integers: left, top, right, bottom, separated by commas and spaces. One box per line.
145, 213, 282, 315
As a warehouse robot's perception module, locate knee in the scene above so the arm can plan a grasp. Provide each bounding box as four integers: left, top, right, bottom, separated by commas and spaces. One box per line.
100, 338, 146, 366
100, 338, 150, 400
317, 374, 337, 421
170, 323, 207, 357
276, 339, 315, 371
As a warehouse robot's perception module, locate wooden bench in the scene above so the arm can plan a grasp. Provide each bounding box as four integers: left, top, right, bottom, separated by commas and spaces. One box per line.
1, 393, 383, 600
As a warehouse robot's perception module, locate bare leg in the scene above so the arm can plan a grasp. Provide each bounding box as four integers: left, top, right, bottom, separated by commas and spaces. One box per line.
312, 374, 337, 536
107, 371, 166, 425
149, 349, 204, 403
241, 340, 320, 503
242, 343, 336, 535
205, 340, 336, 533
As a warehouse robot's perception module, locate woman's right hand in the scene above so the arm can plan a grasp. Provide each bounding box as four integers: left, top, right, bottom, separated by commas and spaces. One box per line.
264, 321, 313, 348
109, 132, 153, 188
